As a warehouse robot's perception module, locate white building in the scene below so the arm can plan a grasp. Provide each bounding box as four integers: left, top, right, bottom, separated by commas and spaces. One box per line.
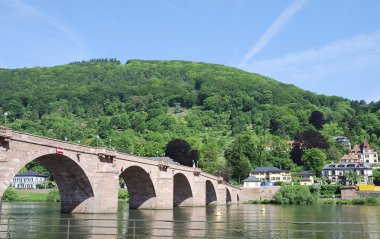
242, 176, 261, 188
322, 163, 373, 185
351, 139, 378, 165
11, 171, 48, 189
334, 136, 351, 149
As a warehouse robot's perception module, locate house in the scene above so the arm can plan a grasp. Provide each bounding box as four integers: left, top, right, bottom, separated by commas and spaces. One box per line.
250, 167, 292, 183
339, 154, 360, 163
242, 176, 261, 188
321, 163, 373, 185
297, 170, 314, 185
334, 136, 351, 149
351, 139, 378, 166
11, 171, 48, 189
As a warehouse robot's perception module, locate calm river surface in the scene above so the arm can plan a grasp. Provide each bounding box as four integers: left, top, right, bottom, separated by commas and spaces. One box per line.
1, 202, 380, 238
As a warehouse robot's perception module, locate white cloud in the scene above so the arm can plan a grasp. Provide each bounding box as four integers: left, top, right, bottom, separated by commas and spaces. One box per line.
244, 31, 380, 102
238, 0, 308, 67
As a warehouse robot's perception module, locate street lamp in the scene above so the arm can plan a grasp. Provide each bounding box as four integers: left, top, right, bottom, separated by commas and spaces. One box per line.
109, 138, 112, 148
4, 112, 8, 126
96, 135, 99, 147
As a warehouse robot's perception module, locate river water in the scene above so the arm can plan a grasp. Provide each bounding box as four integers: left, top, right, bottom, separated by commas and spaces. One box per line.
1, 202, 379, 238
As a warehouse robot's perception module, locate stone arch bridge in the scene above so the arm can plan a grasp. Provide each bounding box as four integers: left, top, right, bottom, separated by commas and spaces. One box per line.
0, 127, 240, 213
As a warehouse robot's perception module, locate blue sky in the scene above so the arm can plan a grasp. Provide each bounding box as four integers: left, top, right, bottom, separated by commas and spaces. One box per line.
1, 0, 380, 102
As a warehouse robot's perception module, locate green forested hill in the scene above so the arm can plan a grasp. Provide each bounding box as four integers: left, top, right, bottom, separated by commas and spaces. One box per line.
1, 59, 380, 181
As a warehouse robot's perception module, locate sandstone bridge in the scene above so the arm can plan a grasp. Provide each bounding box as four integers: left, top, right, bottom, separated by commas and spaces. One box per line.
0, 127, 240, 213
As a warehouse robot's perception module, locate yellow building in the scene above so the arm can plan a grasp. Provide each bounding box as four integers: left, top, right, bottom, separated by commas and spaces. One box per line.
250, 167, 292, 183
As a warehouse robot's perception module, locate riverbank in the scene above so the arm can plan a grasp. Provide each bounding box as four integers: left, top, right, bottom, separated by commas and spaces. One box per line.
3, 188, 129, 202
244, 196, 380, 206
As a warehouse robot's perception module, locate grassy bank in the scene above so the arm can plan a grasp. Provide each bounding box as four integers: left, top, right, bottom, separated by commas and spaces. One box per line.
16, 190, 50, 202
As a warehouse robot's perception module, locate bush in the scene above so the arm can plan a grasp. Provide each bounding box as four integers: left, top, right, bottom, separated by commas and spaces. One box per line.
46, 189, 60, 202
352, 197, 380, 205
118, 190, 129, 200
3, 188, 18, 202
273, 185, 319, 205
320, 184, 341, 197
244, 199, 273, 204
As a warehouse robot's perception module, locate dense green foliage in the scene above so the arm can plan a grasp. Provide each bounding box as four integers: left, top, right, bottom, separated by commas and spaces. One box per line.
164, 139, 199, 167
318, 184, 342, 198
3, 188, 19, 202
1, 59, 380, 179
46, 189, 61, 202
301, 148, 327, 177
351, 197, 380, 205
118, 189, 129, 200
273, 185, 319, 204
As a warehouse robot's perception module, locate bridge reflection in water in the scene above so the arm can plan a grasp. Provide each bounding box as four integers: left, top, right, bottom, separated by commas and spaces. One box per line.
1, 203, 380, 238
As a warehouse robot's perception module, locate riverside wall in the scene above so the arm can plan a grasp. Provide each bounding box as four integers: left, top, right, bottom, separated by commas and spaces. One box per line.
239, 186, 281, 202
341, 188, 380, 200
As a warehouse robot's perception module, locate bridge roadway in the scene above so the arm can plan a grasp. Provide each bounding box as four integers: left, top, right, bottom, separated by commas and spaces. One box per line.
0, 127, 240, 213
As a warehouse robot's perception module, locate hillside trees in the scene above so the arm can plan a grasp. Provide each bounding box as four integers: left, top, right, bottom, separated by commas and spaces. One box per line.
164, 139, 199, 167
301, 148, 327, 177
0, 59, 379, 181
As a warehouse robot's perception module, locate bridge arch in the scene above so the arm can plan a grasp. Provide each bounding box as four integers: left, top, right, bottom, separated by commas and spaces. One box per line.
226, 188, 232, 204
205, 180, 217, 205
120, 166, 156, 209
9, 154, 94, 213
173, 173, 193, 207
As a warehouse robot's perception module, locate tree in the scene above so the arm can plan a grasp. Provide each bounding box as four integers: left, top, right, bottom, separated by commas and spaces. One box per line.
301, 148, 327, 177
290, 142, 303, 166
164, 139, 198, 167
373, 169, 380, 186
297, 130, 329, 150
225, 148, 251, 181
309, 110, 325, 130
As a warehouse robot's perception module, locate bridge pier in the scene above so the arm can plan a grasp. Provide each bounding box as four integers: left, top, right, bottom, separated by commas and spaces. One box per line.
216, 186, 227, 205
192, 181, 206, 207
155, 177, 174, 209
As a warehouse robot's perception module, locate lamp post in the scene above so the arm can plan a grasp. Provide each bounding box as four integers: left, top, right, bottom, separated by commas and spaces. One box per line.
109, 138, 112, 149
96, 135, 99, 147
4, 112, 8, 126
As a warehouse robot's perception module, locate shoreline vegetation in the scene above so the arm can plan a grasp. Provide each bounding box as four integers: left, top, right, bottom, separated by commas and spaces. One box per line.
244, 197, 380, 206
2, 188, 129, 203
245, 184, 380, 206
4, 187, 379, 206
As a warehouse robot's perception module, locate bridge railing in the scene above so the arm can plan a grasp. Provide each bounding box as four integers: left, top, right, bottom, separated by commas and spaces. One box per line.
0, 217, 378, 239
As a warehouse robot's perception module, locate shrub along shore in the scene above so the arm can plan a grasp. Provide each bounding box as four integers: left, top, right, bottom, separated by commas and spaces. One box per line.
245, 184, 380, 206
2, 188, 129, 202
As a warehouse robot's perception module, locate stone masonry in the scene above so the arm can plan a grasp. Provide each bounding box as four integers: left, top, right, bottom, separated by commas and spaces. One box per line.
0, 127, 240, 213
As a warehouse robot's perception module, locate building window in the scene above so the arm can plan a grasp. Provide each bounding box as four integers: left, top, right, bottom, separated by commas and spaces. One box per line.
366, 160, 369, 163
365, 155, 369, 158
